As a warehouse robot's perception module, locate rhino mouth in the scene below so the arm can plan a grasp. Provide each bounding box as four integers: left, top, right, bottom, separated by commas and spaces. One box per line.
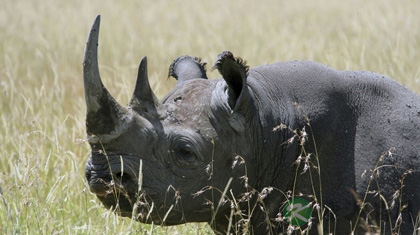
87, 172, 136, 197
88, 175, 182, 225
84, 153, 165, 222
85, 153, 140, 204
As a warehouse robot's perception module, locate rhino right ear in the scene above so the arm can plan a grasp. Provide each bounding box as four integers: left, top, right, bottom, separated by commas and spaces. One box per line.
168, 55, 207, 86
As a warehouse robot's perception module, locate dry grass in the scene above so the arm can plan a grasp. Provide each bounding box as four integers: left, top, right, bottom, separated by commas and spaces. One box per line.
0, 0, 419, 234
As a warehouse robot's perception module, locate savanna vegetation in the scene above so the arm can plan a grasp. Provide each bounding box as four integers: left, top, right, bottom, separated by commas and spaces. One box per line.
0, 0, 419, 234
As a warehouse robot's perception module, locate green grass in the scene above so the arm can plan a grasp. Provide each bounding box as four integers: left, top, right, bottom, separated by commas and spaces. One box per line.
0, 0, 419, 234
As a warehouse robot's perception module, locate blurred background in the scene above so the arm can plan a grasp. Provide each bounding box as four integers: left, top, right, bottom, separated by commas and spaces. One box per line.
0, 0, 419, 234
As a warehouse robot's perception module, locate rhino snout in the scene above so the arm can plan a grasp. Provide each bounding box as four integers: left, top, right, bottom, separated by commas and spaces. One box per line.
85, 154, 139, 197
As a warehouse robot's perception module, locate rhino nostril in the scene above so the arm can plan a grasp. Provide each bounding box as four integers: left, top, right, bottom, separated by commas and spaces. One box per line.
114, 172, 132, 185
86, 170, 92, 181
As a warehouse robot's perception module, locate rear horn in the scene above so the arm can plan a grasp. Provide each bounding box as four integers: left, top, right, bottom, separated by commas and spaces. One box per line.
129, 57, 164, 117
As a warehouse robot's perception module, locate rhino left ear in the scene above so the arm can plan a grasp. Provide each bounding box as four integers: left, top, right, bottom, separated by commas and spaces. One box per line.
212, 51, 252, 133
212, 51, 250, 112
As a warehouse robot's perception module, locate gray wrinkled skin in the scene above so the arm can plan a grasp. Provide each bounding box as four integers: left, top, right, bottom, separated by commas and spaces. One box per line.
83, 16, 420, 234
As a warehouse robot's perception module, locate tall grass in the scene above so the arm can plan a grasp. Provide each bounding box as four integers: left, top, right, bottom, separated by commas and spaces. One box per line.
0, 0, 419, 234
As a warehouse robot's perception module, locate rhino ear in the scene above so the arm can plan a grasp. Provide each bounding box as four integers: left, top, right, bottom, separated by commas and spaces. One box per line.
212, 51, 252, 133
212, 51, 250, 111
168, 56, 207, 85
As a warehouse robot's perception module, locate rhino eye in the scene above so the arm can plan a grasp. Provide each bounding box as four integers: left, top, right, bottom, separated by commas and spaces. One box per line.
178, 147, 192, 156
175, 145, 196, 162
177, 147, 194, 159
172, 141, 199, 166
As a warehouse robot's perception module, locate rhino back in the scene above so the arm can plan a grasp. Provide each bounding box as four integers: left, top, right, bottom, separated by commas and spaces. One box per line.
245, 60, 420, 228
248, 60, 420, 160
248, 60, 420, 168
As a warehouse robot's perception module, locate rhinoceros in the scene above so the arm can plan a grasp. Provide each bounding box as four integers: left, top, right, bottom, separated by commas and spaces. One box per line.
83, 16, 420, 234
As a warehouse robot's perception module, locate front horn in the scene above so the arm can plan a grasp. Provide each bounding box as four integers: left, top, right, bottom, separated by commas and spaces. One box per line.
83, 15, 127, 135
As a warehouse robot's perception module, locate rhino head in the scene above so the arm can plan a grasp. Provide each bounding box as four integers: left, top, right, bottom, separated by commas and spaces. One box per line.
83, 16, 259, 229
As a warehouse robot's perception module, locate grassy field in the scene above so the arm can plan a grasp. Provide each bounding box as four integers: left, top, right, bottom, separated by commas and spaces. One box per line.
0, 0, 419, 234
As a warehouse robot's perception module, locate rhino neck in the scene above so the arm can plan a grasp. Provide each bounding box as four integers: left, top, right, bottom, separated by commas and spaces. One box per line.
245, 74, 300, 190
